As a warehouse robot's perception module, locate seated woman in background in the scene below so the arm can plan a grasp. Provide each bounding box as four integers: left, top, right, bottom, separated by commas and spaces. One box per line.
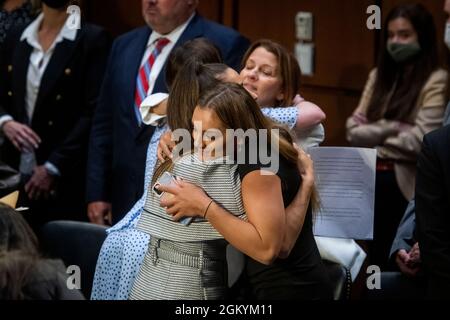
0, 201, 84, 300
346, 3, 448, 269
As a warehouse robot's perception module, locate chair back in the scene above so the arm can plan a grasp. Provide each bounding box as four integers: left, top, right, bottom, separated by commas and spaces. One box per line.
40, 221, 107, 298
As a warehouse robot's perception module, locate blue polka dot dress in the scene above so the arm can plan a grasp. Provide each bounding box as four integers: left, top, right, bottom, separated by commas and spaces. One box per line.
261, 106, 298, 129
91, 124, 167, 300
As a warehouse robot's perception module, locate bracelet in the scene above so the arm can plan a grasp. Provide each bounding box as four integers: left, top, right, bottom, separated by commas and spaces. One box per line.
203, 200, 214, 219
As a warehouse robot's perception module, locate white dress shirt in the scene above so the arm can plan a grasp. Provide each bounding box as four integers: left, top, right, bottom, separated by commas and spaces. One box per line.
140, 13, 195, 95
0, 13, 77, 175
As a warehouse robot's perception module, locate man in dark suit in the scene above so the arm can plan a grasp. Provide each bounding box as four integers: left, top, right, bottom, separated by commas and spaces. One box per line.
415, 124, 450, 299
86, 0, 250, 224
0, 1, 111, 227
379, 104, 450, 299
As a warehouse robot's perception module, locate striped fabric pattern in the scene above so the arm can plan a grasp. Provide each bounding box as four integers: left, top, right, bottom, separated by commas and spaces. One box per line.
130, 239, 228, 300
136, 153, 247, 242
130, 153, 246, 300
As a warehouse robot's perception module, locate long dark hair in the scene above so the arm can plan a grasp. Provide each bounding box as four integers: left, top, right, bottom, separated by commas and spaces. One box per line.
153, 62, 229, 185
0, 204, 40, 300
366, 3, 439, 121
167, 61, 228, 132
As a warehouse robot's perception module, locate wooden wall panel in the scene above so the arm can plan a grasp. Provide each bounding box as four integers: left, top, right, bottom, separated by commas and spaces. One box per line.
237, 0, 377, 91
84, 0, 143, 37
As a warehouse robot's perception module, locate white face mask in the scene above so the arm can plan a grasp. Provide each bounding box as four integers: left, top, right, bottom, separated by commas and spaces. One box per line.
445, 22, 450, 50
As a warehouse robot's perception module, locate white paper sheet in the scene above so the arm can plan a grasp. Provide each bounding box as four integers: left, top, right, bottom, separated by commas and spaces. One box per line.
309, 147, 376, 240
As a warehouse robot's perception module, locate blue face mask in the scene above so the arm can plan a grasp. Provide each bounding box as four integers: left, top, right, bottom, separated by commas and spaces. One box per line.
387, 42, 421, 63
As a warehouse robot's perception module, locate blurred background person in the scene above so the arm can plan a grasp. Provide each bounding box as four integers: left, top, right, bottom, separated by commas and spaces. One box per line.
0, 201, 84, 300
346, 3, 448, 270
0, 0, 111, 231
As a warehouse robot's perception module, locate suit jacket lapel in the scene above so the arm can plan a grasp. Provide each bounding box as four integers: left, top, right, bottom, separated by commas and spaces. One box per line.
35, 32, 82, 113
11, 39, 32, 123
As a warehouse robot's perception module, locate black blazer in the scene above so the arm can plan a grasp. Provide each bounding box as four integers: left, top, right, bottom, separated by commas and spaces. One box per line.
416, 124, 450, 299
0, 20, 111, 222
86, 13, 250, 223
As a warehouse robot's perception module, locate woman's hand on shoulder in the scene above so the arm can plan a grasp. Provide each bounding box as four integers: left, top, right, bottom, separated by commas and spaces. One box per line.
157, 130, 175, 162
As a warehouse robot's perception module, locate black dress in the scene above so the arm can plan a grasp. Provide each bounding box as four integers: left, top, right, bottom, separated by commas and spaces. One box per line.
238, 154, 332, 300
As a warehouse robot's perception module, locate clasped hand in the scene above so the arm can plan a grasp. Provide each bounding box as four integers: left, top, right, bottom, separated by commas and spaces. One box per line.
156, 178, 212, 221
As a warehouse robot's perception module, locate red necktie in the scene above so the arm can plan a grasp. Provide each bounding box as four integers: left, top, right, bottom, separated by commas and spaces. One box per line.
134, 37, 170, 112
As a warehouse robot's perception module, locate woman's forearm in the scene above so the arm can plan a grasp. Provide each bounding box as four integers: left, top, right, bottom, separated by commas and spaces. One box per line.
278, 178, 314, 259
206, 200, 285, 266
160, 173, 286, 265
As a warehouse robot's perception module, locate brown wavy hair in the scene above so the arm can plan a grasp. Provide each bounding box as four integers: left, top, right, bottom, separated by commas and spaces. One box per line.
152, 62, 229, 185
241, 39, 301, 107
